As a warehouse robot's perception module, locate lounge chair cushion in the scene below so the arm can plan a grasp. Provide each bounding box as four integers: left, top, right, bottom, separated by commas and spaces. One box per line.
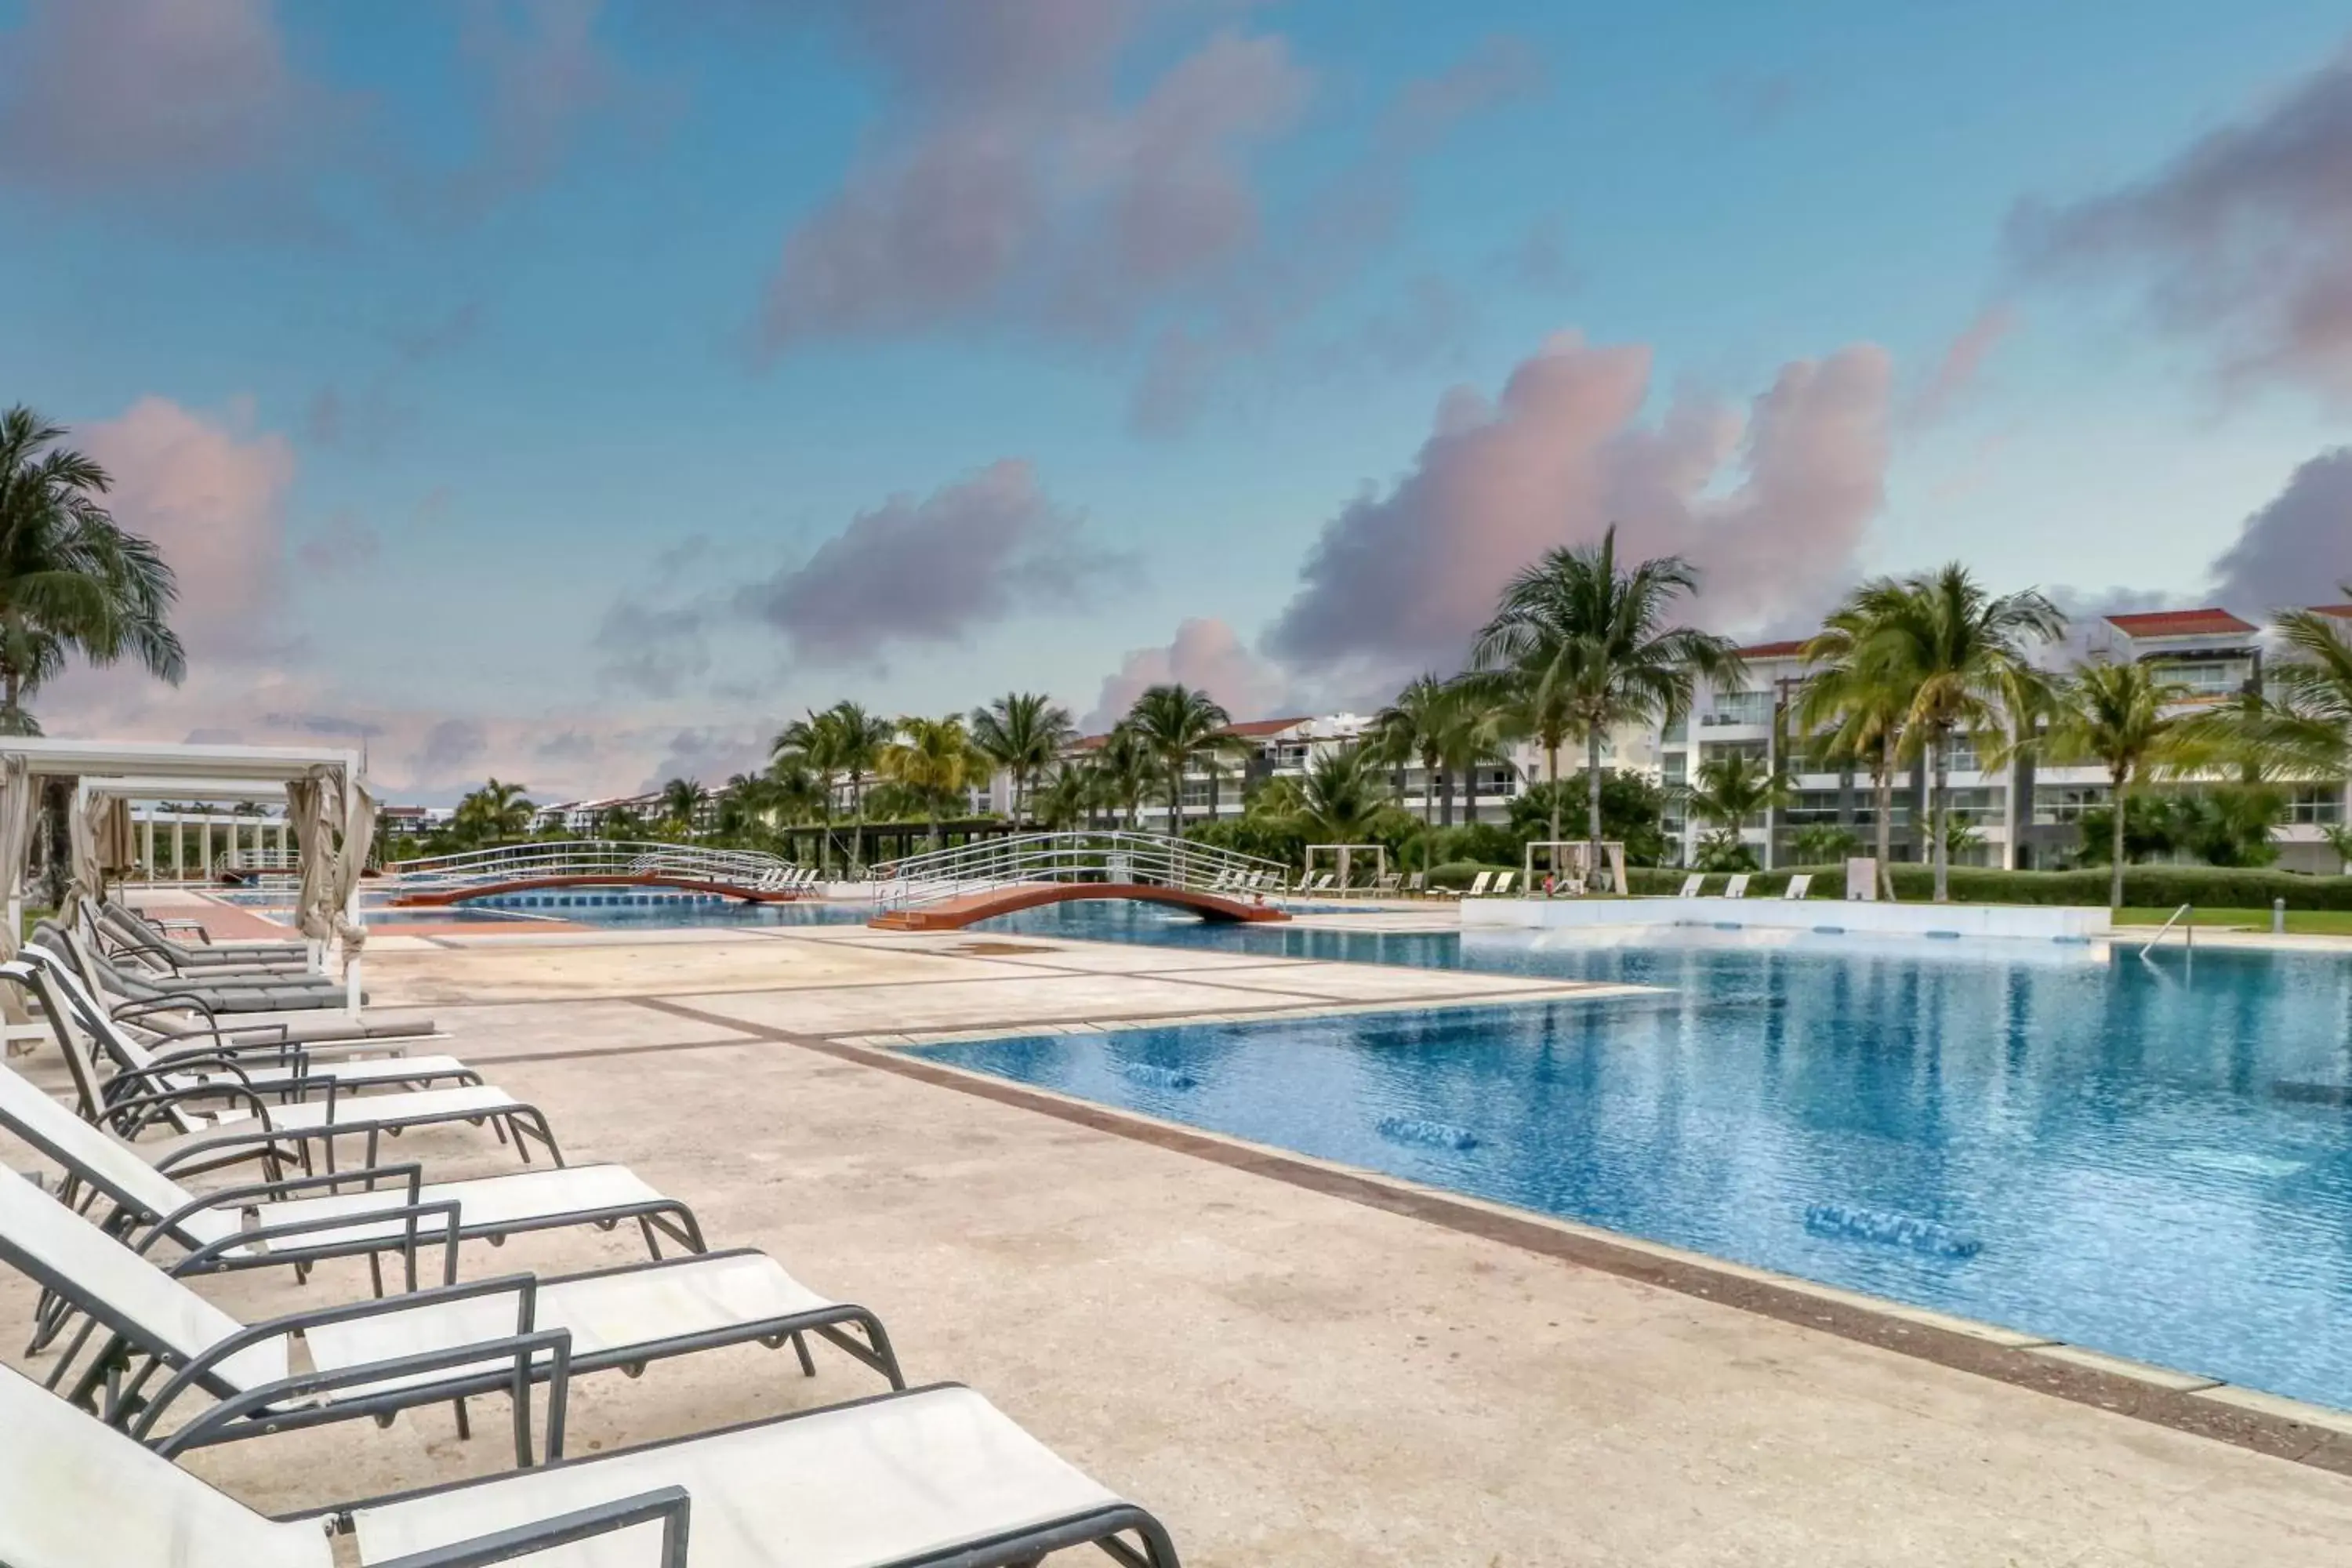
350, 1384, 1125, 1568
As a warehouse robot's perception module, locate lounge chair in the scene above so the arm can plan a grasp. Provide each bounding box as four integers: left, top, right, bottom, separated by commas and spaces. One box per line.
1781, 873, 1813, 900
0, 1363, 1180, 1568
103, 898, 310, 965
0, 1055, 705, 1354
1489, 871, 1517, 897
39, 924, 354, 1015
1405, 871, 1427, 896
1375, 872, 1401, 895
1722, 873, 1751, 898
30, 984, 566, 1178
0, 1174, 902, 1465
1457, 871, 1493, 900
1676, 873, 1704, 898
14, 955, 476, 1103
93, 901, 310, 976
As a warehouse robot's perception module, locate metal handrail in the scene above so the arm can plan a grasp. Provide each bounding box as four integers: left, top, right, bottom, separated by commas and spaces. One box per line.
383, 840, 797, 895
2139, 902, 2194, 960
869, 830, 1289, 913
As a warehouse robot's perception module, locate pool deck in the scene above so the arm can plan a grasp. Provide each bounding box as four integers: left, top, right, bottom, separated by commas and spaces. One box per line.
7, 916, 2352, 1563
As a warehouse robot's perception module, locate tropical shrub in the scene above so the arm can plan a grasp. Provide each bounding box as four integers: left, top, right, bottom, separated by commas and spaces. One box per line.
1507, 772, 1670, 866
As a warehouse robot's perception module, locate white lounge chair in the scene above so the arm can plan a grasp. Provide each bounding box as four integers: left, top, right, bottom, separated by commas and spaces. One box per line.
16, 955, 477, 1104
0, 1173, 902, 1465
1722, 873, 1751, 898
0, 1362, 1180, 1568
0, 1054, 706, 1329
1782, 873, 1813, 900
1489, 871, 1517, 897
1458, 871, 1493, 899
1675, 873, 1704, 898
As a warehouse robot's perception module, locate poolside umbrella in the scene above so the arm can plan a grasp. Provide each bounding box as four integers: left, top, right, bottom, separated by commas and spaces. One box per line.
95, 797, 134, 876
62, 783, 105, 923
0, 756, 30, 967
328, 775, 376, 960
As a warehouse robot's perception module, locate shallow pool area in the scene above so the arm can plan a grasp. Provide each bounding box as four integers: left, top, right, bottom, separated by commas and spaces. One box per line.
916, 931, 2352, 1412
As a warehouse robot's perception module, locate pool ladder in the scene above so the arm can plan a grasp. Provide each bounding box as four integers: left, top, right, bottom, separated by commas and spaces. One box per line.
2139, 903, 2194, 960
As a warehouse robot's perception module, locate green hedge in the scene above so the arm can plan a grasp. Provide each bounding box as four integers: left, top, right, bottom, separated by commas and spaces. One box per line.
1628, 862, 2352, 909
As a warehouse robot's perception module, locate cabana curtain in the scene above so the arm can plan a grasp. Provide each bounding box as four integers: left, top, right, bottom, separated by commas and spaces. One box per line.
0, 756, 31, 966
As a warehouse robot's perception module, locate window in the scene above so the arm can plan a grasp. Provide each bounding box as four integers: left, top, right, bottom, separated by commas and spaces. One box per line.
2033, 784, 2108, 825
1661, 715, 1689, 743
2289, 785, 2347, 825
2147, 658, 2252, 697
1699, 740, 1769, 769
1661, 753, 1688, 786
1781, 789, 1844, 826
1702, 690, 1773, 728
1937, 786, 2005, 825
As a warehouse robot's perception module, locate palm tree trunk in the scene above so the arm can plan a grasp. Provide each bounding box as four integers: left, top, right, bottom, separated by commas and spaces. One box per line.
1585, 731, 1604, 884
1876, 739, 1897, 895
1546, 742, 1562, 846
849, 774, 863, 870
1167, 764, 1181, 837
1932, 728, 1951, 903
1439, 764, 1454, 828
2110, 772, 2128, 911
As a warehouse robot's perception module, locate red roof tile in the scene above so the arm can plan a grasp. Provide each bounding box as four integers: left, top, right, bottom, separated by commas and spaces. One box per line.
1218, 716, 1312, 739
1737, 639, 1809, 659
2104, 608, 2256, 637
2311, 604, 2352, 619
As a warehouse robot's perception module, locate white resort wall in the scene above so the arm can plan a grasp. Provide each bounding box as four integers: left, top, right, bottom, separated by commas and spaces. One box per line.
1460, 896, 2113, 943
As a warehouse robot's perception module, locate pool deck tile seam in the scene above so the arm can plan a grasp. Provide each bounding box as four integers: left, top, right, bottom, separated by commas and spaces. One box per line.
619, 989, 2352, 1479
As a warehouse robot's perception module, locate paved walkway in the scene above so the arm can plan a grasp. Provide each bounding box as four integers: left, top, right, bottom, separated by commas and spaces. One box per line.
5, 920, 2351, 1563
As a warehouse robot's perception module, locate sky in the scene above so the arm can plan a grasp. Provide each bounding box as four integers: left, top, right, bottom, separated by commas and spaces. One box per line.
5, 0, 2352, 803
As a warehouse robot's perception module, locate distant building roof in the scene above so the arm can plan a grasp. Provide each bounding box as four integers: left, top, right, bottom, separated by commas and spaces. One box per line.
1220, 716, 1312, 739
1736, 639, 1809, 660
2104, 609, 2256, 637
2311, 604, 2352, 619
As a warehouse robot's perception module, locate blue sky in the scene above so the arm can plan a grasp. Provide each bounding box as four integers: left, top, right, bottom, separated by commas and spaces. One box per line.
5, 1, 2350, 800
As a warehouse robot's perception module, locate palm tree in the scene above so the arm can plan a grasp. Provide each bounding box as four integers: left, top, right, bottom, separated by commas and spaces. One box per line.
879, 714, 989, 848
1370, 676, 1450, 830
970, 691, 1076, 826
1293, 743, 1394, 846
1798, 583, 1921, 900
2043, 659, 2196, 909
1686, 750, 1790, 872
1031, 765, 1092, 830
771, 710, 843, 870
1125, 684, 1242, 837
659, 776, 708, 836
1474, 527, 1742, 873
455, 779, 535, 847
1436, 675, 1512, 827
2248, 593, 2352, 780
0, 405, 186, 732
1850, 565, 2063, 902
1090, 725, 1156, 830
831, 702, 896, 869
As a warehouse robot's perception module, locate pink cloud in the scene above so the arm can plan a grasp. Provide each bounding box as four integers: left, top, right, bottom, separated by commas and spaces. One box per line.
760, 7, 1307, 353
2010, 43, 2352, 403
0, 0, 310, 188
1265, 332, 1894, 681
1083, 618, 1289, 732
1908, 304, 2017, 426
81, 397, 296, 659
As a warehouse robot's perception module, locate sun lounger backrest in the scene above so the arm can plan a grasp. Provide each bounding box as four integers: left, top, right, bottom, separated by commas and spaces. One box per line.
0, 1171, 281, 1389
0, 1366, 328, 1568
1723, 873, 1750, 898
1492, 871, 1515, 895
0, 1049, 197, 1229
1677, 873, 1703, 897
1783, 873, 1813, 900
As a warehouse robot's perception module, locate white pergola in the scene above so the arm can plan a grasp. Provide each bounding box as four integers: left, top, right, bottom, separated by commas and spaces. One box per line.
0, 739, 373, 1014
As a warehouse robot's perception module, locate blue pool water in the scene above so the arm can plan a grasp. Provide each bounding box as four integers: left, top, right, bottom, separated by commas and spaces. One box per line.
916, 924, 2352, 1411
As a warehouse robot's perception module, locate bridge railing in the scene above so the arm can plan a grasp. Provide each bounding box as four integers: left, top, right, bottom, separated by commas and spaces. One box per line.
383, 839, 799, 895
869, 830, 1290, 913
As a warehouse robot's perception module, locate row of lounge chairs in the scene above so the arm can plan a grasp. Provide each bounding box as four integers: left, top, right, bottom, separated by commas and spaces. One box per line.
750, 866, 827, 894
1672, 872, 1814, 900
0, 916, 1183, 1566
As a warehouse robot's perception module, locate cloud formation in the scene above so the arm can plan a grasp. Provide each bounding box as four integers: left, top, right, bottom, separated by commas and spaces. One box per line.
81, 396, 296, 659
1908, 305, 2017, 426
760, 2, 1305, 352
738, 459, 1116, 665
0, 0, 339, 206
2208, 448, 2352, 611
1265, 332, 1893, 684
1083, 617, 1288, 731
2010, 44, 2352, 401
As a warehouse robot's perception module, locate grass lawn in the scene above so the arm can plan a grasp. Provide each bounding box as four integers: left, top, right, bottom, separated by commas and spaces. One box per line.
2114, 906, 2352, 935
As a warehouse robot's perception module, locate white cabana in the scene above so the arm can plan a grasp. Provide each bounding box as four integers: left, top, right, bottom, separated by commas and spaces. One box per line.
0, 739, 371, 1015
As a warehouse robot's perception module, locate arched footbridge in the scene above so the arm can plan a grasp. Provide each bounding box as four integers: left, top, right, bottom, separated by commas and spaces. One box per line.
383, 842, 804, 907
867, 832, 1291, 931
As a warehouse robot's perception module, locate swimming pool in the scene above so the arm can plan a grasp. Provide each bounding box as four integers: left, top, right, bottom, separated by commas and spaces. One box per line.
915, 929, 2352, 1412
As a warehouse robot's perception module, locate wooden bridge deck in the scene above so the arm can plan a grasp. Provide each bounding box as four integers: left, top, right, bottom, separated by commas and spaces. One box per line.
869, 881, 1291, 932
